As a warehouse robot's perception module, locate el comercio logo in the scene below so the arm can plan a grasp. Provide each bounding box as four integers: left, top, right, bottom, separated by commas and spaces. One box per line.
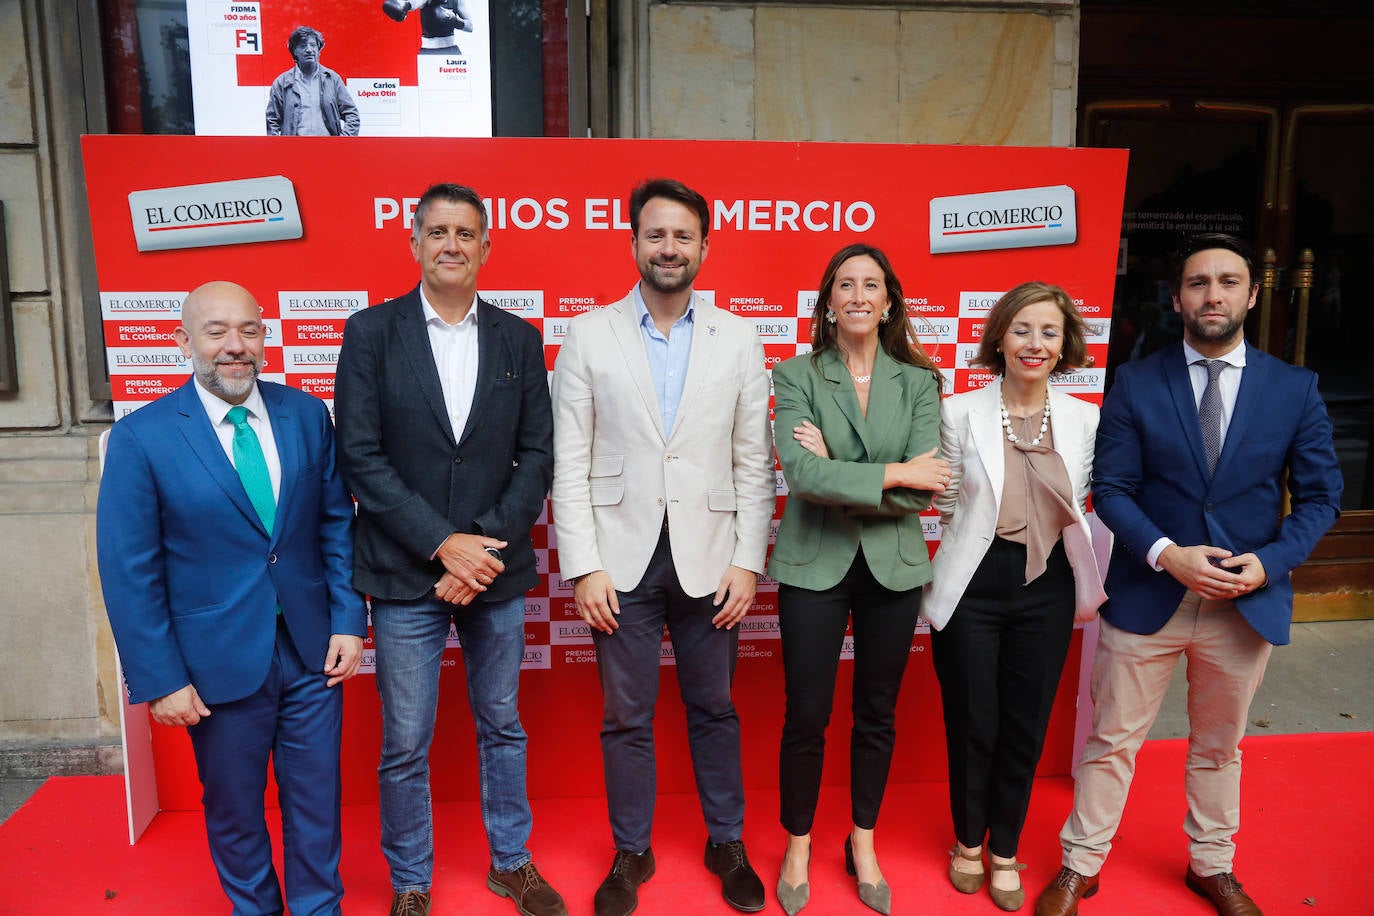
128, 176, 303, 252
929, 185, 1077, 254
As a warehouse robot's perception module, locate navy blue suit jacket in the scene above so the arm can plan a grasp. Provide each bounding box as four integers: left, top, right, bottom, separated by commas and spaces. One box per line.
334, 288, 554, 602
97, 380, 366, 705
1094, 343, 1341, 646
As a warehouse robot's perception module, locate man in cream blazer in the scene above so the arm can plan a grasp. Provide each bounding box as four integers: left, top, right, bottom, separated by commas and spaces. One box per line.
551, 179, 774, 916
925, 381, 1106, 628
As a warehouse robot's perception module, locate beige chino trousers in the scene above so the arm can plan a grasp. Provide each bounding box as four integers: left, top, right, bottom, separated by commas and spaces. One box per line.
1060, 593, 1273, 878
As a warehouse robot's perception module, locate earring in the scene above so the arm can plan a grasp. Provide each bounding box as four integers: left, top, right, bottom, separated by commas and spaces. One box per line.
879, 309, 890, 324
826, 311, 837, 324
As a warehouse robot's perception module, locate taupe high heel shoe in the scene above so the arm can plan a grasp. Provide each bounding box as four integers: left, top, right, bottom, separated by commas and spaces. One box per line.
988, 859, 1027, 911
775, 846, 810, 916
844, 835, 891, 915
948, 845, 985, 894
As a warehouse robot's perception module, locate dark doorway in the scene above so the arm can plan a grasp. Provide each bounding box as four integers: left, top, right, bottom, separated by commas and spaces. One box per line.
1080, 0, 1374, 615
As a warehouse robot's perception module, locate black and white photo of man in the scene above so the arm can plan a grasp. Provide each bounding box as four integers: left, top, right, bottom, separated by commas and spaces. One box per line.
266, 26, 361, 136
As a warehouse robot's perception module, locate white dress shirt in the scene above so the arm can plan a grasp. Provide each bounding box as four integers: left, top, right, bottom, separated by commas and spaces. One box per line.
193, 378, 282, 501
1145, 339, 1247, 569
421, 290, 480, 441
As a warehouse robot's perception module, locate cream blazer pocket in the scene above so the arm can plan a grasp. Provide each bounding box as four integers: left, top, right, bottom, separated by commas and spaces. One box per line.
589, 454, 625, 506
707, 489, 737, 511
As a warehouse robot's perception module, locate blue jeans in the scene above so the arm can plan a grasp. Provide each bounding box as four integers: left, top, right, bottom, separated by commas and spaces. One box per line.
372, 592, 532, 890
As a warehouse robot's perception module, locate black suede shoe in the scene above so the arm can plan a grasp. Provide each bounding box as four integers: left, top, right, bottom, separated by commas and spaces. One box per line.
594, 848, 655, 916
704, 839, 766, 913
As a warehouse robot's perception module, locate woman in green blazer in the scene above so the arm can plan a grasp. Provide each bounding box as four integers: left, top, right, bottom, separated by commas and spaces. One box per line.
769, 244, 949, 915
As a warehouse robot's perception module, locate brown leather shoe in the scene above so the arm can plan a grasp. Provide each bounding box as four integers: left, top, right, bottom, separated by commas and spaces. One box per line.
1185, 868, 1263, 916
595, 848, 656, 916
1034, 867, 1099, 916
488, 861, 569, 916
390, 890, 432, 916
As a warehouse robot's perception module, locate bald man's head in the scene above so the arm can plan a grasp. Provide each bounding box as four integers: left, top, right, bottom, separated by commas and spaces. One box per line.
175, 281, 264, 405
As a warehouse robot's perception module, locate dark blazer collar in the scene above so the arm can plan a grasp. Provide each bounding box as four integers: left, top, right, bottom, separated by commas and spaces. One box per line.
397, 286, 459, 446
402, 287, 510, 449
1214, 343, 1264, 480
259, 382, 298, 544
1163, 343, 1210, 480
1163, 340, 1264, 482
173, 380, 274, 538
1165, 340, 1262, 483
461, 297, 505, 448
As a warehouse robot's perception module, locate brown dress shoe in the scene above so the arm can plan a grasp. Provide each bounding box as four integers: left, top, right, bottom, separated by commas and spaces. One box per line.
390, 890, 432, 916
595, 848, 656, 916
1034, 867, 1099, 916
1186, 868, 1263, 916
488, 861, 569, 916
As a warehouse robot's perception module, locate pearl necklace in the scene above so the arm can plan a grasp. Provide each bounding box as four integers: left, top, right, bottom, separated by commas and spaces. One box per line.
1000, 390, 1051, 446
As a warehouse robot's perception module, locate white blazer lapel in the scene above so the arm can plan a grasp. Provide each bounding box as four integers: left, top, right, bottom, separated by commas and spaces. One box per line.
1047, 385, 1087, 510
607, 297, 668, 442
669, 297, 719, 443
968, 382, 1006, 518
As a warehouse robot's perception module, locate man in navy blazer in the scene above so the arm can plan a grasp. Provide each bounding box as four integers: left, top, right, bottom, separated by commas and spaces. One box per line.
1036, 234, 1341, 916
334, 183, 563, 916
98, 281, 366, 915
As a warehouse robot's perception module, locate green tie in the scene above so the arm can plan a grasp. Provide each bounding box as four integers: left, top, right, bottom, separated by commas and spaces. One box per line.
226, 405, 276, 534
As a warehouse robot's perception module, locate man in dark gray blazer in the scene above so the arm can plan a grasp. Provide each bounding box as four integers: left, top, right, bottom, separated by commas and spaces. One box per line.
334, 182, 562, 916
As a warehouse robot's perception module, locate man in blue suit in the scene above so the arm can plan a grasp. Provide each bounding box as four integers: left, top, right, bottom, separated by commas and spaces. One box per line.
334, 183, 562, 916
97, 281, 367, 915
1036, 235, 1342, 916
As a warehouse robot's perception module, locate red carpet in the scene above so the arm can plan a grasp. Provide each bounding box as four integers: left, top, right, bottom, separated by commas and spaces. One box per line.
1, 733, 1368, 915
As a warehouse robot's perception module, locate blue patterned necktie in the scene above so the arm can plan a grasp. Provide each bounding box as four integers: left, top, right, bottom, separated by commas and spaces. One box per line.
226, 405, 276, 534
1197, 359, 1225, 476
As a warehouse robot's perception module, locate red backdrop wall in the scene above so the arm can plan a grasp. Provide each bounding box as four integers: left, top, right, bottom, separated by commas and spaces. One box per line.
84, 136, 1127, 812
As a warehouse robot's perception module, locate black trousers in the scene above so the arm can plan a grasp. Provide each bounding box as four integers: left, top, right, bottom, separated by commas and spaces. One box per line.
777, 551, 922, 835
931, 536, 1075, 858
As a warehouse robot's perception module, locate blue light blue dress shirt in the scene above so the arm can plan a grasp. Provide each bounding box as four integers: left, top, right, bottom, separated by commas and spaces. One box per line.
634, 284, 694, 435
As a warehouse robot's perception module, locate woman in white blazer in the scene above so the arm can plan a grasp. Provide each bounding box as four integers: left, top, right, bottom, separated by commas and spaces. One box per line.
925, 282, 1107, 911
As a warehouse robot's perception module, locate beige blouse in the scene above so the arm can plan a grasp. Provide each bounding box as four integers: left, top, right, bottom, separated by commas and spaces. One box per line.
995, 409, 1077, 584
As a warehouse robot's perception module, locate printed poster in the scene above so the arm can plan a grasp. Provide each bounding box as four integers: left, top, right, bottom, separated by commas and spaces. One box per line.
186, 0, 493, 136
